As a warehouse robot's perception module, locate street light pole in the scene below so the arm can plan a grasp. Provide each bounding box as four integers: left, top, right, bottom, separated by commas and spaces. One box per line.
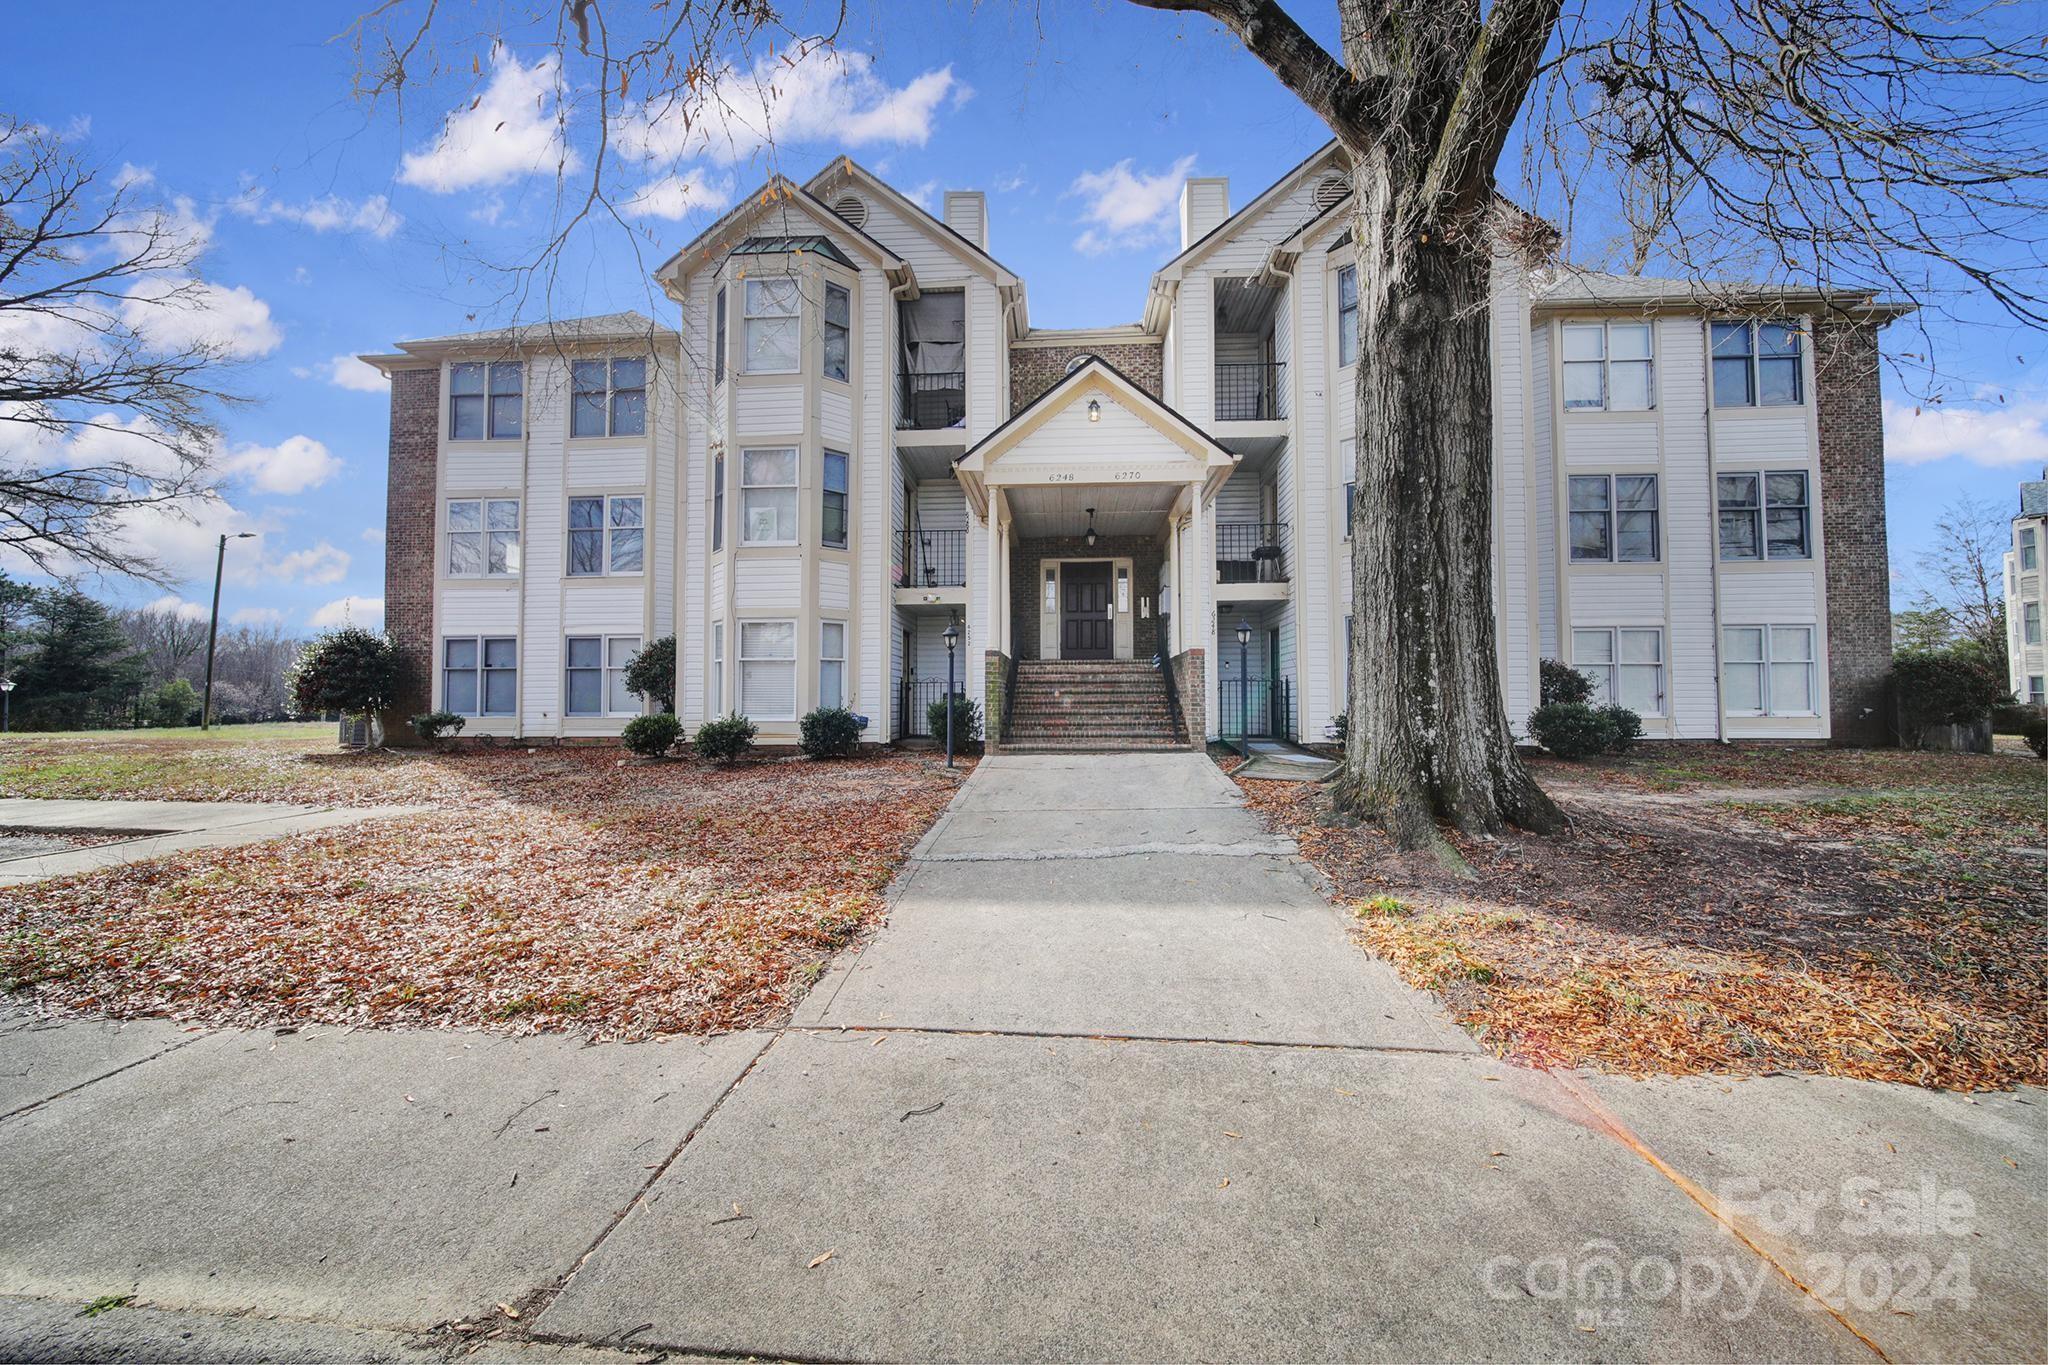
1236, 619, 1252, 742
942, 621, 959, 769
201, 532, 256, 730
0, 677, 13, 734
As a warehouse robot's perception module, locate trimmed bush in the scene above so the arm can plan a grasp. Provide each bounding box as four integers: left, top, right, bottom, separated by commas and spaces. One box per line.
926, 693, 982, 746
799, 706, 863, 758
145, 678, 201, 728
624, 636, 676, 713
1598, 704, 1643, 754
410, 710, 466, 743
692, 713, 757, 764
2020, 710, 2047, 760
622, 712, 683, 758
1891, 647, 2008, 747
1540, 657, 1595, 706
287, 627, 401, 745
1528, 702, 1615, 759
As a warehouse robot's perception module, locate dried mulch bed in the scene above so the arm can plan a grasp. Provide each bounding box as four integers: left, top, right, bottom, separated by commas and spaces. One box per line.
2, 749, 967, 1039
1235, 744, 2047, 1091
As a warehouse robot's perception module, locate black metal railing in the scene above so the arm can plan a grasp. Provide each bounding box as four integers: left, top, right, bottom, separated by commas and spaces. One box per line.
901, 679, 965, 738
1215, 362, 1285, 421
1154, 639, 1188, 746
1220, 676, 1296, 742
1216, 522, 1290, 583
897, 528, 967, 587
897, 371, 966, 430
1000, 651, 1019, 743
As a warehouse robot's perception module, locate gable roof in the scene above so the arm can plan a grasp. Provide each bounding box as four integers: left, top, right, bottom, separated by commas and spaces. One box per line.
805, 156, 1021, 288
2020, 475, 2048, 519
659, 175, 907, 288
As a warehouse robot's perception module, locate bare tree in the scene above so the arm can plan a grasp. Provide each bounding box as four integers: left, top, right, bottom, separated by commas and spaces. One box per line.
0, 117, 242, 582
119, 602, 209, 684
1907, 494, 2010, 665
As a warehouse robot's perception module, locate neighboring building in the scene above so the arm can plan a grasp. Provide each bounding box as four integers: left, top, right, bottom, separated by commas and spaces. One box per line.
369, 144, 1902, 748
2005, 468, 2048, 706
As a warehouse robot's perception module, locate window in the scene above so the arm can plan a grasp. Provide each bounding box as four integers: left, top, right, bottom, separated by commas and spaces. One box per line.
1722, 625, 1816, 715
1712, 321, 1803, 407
823, 282, 850, 382
2027, 602, 2043, 646
566, 634, 641, 717
2022, 529, 2039, 572
1569, 474, 1659, 562
446, 498, 520, 576
1044, 568, 1057, 613
1561, 321, 1654, 411
713, 287, 727, 384
449, 362, 522, 439
1717, 470, 1810, 561
709, 622, 725, 715
820, 621, 846, 709
1336, 265, 1359, 367
1572, 627, 1666, 716
739, 620, 797, 719
2028, 674, 2045, 707
443, 636, 516, 716
743, 277, 800, 374
567, 495, 644, 576
571, 357, 647, 438
741, 447, 798, 545
821, 450, 849, 549
712, 454, 725, 552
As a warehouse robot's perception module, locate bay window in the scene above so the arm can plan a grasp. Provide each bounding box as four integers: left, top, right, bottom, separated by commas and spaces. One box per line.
566, 634, 641, 717
1336, 265, 1359, 367
713, 287, 727, 384
1717, 470, 1810, 560
712, 454, 725, 552
1571, 627, 1665, 716
1711, 321, 1803, 407
443, 636, 517, 716
741, 447, 798, 545
824, 282, 851, 382
743, 277, 801, 374
2026, 602, 2042, 646
1569, 474, 1659, 562
567, 495, 644, 575
820, 621, 846, 709
1722, 625, 1816, 715
822, 450, 849, 549
571, 357, 647, 438
709, 622, 725, 715
2021, 528, 2038, 571
739, 620, 797, 719
446, 498, 519, 576
1562, 320, 1655, 411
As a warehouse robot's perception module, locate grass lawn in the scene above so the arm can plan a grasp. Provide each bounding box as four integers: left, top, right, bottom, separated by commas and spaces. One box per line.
1234, 744, 2047, 1092
2, 735, 968, 1038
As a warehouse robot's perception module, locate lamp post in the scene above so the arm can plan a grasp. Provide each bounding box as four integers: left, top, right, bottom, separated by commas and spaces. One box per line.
0, 676, 13, 734
202, 532, 257, 730
1235, 618, 1252, 741
942, 621, 959, 768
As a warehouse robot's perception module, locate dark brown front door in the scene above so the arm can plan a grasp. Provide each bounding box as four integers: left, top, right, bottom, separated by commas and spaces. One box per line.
1060, 562, 1113, 659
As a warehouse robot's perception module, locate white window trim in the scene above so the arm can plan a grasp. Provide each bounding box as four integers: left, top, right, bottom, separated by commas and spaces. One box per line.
822, 449, 849, 550
819, 620, 847, 710
738, 617, 799, 721
564, 633, 643, 719
1568, 473, 1661, 564
1570, 626, 1667, 717
2020, 528, 2038, 572
444, 497, 521, 578
1721, 623, 1818, 717
709, 621, 725, 716
1560, 320, 1656, 412
566, 493, 646, 577
741, 276, 801, 376
2025, 602, 2043, 646
739, 447, 799, 547
713, 287, 728, 385
569, 356, 649, 440
447, 361, 524, 442
822, 281, 851, 384
1717, 469, 1812, 562
2027, 674, 2045, 707
441, 635, 518, 717
1335, 264, 1359, 369
1711, 319, 1806, 408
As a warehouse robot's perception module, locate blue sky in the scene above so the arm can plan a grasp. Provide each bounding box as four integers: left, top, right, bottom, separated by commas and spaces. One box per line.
12, 0, 2044, 631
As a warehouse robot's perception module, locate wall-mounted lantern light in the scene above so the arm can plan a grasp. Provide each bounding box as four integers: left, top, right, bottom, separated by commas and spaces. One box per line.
1087, 398, 1101, 423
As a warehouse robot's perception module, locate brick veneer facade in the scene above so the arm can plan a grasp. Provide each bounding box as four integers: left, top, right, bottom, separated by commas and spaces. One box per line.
1008, 533, 1166, 663
1813, 317, 1894, 747
1009, 340, 1164, 411
1169, 648, 1206, 750
983, 650, 1012, 753
383, 366, 440, 743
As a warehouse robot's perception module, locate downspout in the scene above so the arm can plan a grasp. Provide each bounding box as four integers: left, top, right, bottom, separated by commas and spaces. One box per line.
1700, 319, 1727, 745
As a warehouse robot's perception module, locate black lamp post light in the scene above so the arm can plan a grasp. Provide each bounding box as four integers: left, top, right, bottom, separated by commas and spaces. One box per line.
942, 620, 959, 769
0, 675, 13, 734
1235, 618, 1252, 741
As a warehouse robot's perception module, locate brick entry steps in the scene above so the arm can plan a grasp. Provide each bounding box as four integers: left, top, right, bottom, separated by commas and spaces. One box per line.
1002, 659, 1187, 753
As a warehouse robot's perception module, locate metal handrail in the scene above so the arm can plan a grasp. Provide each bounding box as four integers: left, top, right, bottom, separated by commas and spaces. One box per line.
1000, 651, 1019, 742
1216, 522, 1290, 583
1155, 633, 1188, 746
1215, 362, 1285, 421
897, 371, 967, 430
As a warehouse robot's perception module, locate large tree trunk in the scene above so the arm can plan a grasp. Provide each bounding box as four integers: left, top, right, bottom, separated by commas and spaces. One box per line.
1333, 157, 1561, 847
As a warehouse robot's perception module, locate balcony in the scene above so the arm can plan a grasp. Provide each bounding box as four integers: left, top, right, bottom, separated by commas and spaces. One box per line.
898, 371, 966, 431
898, 527, 968, 588
1215, 362, 1285, 422
1216, 522, 1290, 584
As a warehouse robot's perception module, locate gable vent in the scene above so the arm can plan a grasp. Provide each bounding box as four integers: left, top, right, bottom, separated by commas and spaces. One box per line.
831, 194, 869, 230
1312, 174, 1349, 212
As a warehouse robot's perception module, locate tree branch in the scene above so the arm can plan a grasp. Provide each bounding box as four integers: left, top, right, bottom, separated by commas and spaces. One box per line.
1124, 0, 1382, 135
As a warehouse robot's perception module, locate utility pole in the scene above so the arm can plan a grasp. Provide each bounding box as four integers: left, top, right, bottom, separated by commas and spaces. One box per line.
201, 533, 256, 729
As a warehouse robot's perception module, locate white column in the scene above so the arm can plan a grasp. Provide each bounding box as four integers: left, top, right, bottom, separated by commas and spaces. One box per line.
998, 500, 1012, 656
1188, 479, 1213, 738
1164, 508, 1181, 654
987, 490, 1004, 655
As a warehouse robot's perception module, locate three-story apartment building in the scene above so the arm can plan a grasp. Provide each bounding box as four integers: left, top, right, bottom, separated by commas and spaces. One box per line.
2005, 470, 2048, 707
371, 144, 1899, 749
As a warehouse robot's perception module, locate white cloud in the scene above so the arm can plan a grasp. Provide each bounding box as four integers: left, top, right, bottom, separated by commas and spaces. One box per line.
1067, 154, 1196, 255
399, 48, 579, 194
229, 606, 285, 628
291, 266, 312, 285
310, 595, 383, 630
221, 435, 340, 494
1883, 398, 2048, 468
265, 542, 350, 586
229, 189, 402, 240
146, 593, 209, 623
114, 162, 156, 190
323, 354, 387, 393
905, 180, 939, 212
121, 278, 281, 358
361, 526, 387, 544
621, 170, 735, 222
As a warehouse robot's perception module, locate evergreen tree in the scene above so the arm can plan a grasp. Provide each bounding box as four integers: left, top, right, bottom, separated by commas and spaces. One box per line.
14, 587, 149, 730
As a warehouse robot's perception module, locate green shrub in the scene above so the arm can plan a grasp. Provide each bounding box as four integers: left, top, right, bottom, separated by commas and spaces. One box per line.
1598, 704, 1643, 753
1990, 700, 2038, 735
1891, 647, 2008, 747
926, 693, 982, 746
1528, 702, 1614, 759
286, 627, 402, 744
622, 712, 683, 758
624, 636, 676, 713
799, 706, 864, 758
1539, 657, 1595, 707
145, 678, 201, 728
2020, 710, 2047, 760
692, 713, 757, 764
1329, 713, 1349, 751
410, 710, 466, 743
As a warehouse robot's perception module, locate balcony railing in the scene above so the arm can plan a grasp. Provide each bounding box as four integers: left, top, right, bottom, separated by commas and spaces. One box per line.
898, 371, 966, 431
898, 528, 967, 588
1220, 676, 1297, 742
1216, 362, 1285, 421
1216, 522, 1290, 583
900, 679, 966, 738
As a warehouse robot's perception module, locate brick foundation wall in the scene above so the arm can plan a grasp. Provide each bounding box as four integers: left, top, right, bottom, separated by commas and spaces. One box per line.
1009, 341, 1163, 412
983, 650, 1011, 753
383, 367, 440, 743
1814, 317, 1894, 747
1170, 648, 1206, 749
1009, 534, 1166, 662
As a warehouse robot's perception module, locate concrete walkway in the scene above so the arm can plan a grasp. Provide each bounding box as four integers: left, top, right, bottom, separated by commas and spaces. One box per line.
1, 754, 2043, 1361
0, 797, 423, 885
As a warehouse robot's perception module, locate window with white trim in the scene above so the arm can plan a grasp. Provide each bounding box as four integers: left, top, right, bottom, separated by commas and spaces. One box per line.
712, 454, 725, 552
446, 498, 520, 576
820, 621, 846, 709
2027, 602, 2043, 646
443, 636, 517, 716
2022, 528, 2039, 571
1717, 470, 1810, 560
1561, 320, 1654, 411
822, 450, 849, 549
739, 620, 797, 719
567, 495, 644, 575
571, 357, 647, 438
1571, 627, 1666, 716
709, 622, 725, 715
449, 361, 523, 440
713, 287, 727, 384
1711, 321, 1803, 407
1336, 265, 1359, 367
823, 282, 850, 382
742, 277, 801, 374
741, 447, 798, 545
1722, 625, 1816, 715
565, 634, 641, 717
2028, 674, 2045, 707
1568, 474, 1659, 562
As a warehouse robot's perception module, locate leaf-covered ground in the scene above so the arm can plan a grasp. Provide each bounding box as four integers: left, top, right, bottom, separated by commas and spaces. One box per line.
2, 742, 967, 1038
1233, 744, 2047, 1091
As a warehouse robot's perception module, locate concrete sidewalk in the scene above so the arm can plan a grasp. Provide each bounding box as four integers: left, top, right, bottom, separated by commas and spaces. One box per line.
0, 797, 423, 885
1, 754, 2042, 1361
